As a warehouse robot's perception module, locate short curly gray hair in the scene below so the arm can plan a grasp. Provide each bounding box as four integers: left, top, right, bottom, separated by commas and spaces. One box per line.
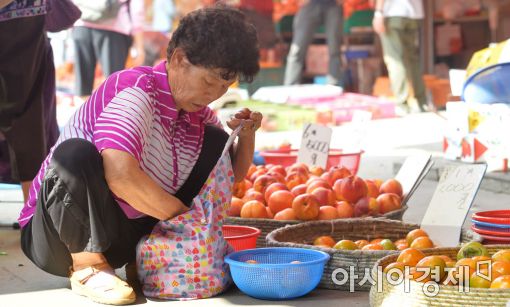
167, 5, 260, 82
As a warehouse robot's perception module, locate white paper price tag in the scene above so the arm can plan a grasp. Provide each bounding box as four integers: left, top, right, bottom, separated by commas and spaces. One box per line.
297, 123, 332, 168
421, 164, 487, 247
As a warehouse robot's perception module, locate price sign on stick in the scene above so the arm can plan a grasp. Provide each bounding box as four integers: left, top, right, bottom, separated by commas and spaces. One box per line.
297, 123, 332, 168
421, 164, 487, 247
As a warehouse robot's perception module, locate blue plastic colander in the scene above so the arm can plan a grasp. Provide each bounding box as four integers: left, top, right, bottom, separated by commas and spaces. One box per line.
462, 62, 510, 104
225, 247, 330, 300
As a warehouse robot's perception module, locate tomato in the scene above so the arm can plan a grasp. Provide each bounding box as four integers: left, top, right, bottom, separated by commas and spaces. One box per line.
379, 239, 397, 250
413, 256, 446, 282
492, 250, 510, 263
410, 236, 434, 249
397, 248, 425, 266
438, 255, 453, 263
406, 229, 429, 245
355, 240, 369, 249
313, 236, 336, 248
470, 270, 491, 288
384, 262, 406, 280
361, 243, 384, 251
492, 261, 510, 276
333, 240, 358, 250
490, 275, 510, 288
235, 108, 252, 120
455, 258, 477, 277
472, 256, 492, 271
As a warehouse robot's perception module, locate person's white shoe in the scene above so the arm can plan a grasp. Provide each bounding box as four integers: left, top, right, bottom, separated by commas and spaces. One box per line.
69, 263, 136, 305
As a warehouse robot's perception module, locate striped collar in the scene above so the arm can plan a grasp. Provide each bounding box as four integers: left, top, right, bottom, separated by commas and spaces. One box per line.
152, 61, 181, 122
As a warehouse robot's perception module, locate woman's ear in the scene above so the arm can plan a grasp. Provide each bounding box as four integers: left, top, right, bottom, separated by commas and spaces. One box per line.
170, 48, 190, 68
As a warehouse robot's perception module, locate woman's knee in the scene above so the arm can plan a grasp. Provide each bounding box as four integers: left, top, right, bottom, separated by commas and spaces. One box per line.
50, 139, 102, 174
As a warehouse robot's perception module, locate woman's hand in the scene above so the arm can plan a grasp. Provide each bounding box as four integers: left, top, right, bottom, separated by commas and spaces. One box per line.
226, 108, 262, 182
226, 108, 262, 138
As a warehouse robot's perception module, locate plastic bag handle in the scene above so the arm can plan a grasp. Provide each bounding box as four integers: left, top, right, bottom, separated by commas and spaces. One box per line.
221, 125, 242, 158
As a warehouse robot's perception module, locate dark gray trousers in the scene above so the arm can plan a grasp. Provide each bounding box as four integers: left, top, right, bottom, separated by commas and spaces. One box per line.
20, 126, 230, 277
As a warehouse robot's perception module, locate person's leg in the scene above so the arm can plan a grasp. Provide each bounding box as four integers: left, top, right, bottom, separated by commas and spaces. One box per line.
379, 17, 409, 108
93, 29, 132, 77
21, 181, 31, 202
401, 19, 427, 111
72, 27, 97, 96
284, 2, 322, 85
323, 3, 343, 86
20, 139, 157, 304
0, 15, 50, 199
20, 37, 60, 202
21, 138, 157, 273
42, 38, 60, 150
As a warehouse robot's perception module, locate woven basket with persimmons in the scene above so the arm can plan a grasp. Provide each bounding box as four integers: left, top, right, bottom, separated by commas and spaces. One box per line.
370, 245, 510, 306
264, 218, 481, 291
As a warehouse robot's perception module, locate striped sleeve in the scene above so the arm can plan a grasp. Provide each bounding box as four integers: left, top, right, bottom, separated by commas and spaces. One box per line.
93, 87, 154, 161
201, 106, 222, 127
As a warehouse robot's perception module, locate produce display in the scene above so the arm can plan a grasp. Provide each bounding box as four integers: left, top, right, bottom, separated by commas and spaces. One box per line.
381, 243, 510, 289
228, 162, 404, 220
312, 228, 435, 251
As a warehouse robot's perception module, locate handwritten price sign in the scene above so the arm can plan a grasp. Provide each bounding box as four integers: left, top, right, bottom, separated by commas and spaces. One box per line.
421, 164, 487, 247
297, 123, 333, 168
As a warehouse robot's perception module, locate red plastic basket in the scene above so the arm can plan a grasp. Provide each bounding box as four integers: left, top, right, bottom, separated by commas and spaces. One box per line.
259, 149, 363, 174
223, 225, 261, 251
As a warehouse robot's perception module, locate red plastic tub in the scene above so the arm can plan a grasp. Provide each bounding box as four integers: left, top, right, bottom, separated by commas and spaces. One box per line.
259, 149, 363, 174
223, 225, 261, 251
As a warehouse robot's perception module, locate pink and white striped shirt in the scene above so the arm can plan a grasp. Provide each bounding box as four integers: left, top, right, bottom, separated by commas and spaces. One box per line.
18, 61, 220, 227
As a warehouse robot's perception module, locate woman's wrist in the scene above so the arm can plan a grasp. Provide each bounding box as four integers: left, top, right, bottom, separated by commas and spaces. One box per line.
164, 201, 189, 220
238, 131, 256, 139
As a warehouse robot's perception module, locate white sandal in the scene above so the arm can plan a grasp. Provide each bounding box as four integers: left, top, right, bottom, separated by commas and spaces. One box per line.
69, 263, 136, 305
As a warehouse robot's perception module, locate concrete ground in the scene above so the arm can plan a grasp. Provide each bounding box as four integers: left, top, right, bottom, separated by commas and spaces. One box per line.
1, 112, 509, 307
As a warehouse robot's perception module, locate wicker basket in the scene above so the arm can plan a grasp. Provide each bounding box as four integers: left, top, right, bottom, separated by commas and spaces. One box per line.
265, 218, 481, 291
370, 245, 510, 306
225, 205, 408, 248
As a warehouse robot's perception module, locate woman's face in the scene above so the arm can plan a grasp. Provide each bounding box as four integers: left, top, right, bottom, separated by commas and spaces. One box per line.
167, 49, 237, 113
